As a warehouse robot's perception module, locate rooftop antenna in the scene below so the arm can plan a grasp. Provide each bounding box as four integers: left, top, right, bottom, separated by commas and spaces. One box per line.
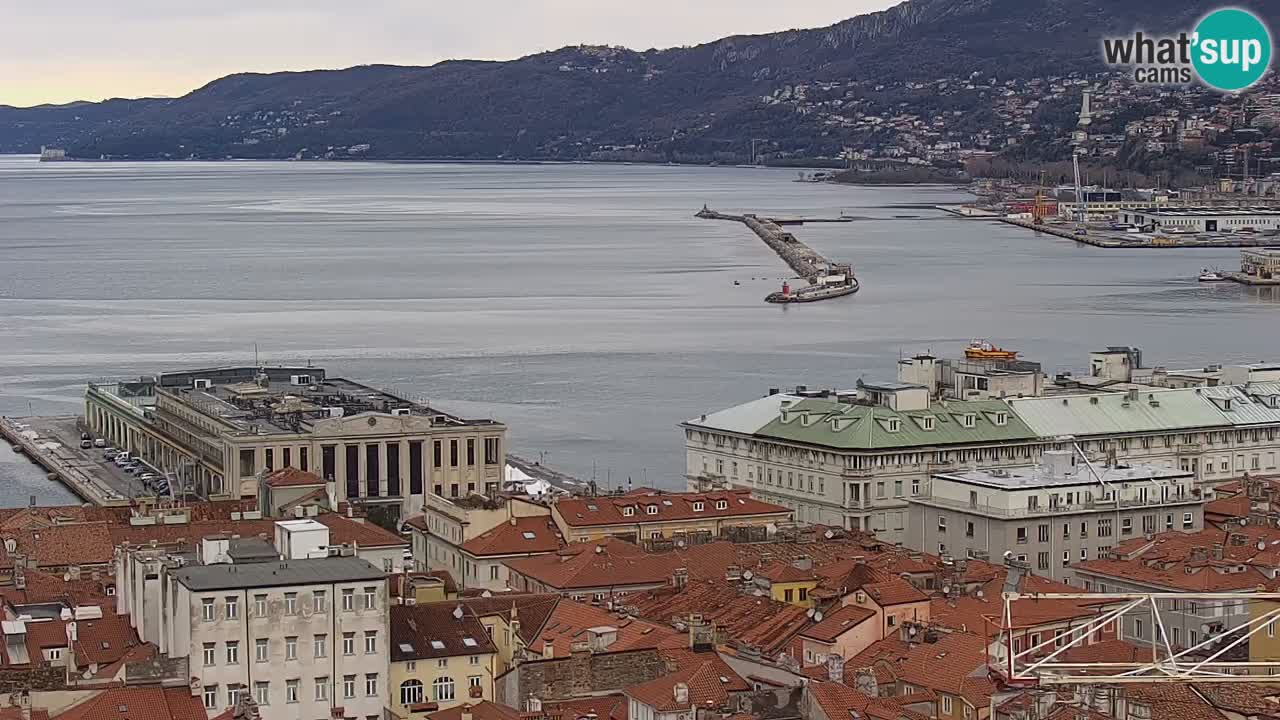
254, 343, 259, 368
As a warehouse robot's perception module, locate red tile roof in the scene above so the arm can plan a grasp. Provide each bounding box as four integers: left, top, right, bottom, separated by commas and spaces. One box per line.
627, 580, 812, 658
553, 489, 790, 528
463, 517, 563, 557
50, 687, 208, 720
756, 560, 817, 584
426, 701, 522, 720
807, 680, 930, 720
861, 578, 929, 607
845, 632, 996, 707
800, 605, 876, 643
535, 694, 628, 720
1074, 526, 1280, 591
1055, 639, 1156, 665
390, 602, 498, 660
504, 538, 677, 591
624, 651, 750, 712
528, 599, 678, 657
264, 467, 325, 488
1124, 684, 1227, 720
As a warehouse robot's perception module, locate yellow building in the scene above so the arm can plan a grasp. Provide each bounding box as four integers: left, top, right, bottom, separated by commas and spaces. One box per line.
1250, 598, 1280, 670
755, 558, 820, 608
549, 488, 791, 544
390, 603, 500, 717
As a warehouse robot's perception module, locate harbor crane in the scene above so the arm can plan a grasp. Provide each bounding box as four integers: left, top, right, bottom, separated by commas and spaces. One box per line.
1070, 90, 1092, 236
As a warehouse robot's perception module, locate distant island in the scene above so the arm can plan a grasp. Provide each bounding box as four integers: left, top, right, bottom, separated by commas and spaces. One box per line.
2, 0, 1275, 182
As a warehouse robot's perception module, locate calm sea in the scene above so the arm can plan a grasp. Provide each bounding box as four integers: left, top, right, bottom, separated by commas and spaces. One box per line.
0, 157, 1274, 505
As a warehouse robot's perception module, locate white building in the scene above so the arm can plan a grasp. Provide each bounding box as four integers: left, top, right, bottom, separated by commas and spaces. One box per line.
128, 530, 390, 720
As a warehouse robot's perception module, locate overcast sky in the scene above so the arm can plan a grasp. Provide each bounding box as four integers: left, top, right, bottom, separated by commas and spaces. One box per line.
2, 1, 898, 107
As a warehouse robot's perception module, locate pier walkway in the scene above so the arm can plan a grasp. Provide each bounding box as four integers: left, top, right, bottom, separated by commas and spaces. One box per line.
0, 416, 129, 506
1000, 217, 1280, 249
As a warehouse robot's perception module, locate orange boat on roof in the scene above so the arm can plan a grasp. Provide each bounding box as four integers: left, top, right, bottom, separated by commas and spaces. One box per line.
964, 339, 1019, 361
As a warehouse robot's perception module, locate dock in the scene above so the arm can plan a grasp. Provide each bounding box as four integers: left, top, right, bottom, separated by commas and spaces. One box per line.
696, 207, 859, 303
999, 217, 1280, 248
0, 416, 129, 506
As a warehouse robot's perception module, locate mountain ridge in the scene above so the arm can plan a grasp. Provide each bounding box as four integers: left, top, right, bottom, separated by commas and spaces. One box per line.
1, 0, 1272, 161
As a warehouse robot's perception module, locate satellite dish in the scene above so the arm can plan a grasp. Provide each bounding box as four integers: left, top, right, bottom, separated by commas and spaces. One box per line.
452, 605, 464, 620
742, 570, 754, 581
813, 611, 824, 622
908, 625, 918, 636
1003, 550, 1014, 560
824, 530, 834, 539
676, 540, 686, 548
1260, 540, 1267, 551
976, 589, 985, 599
942, 585, 952, 595
806, 608, 816, 618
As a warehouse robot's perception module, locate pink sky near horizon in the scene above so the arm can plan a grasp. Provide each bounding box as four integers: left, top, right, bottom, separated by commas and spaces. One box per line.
1, 1, 897, 107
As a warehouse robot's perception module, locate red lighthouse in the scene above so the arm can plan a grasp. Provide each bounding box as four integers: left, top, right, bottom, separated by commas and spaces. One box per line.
781, 281, 791, 297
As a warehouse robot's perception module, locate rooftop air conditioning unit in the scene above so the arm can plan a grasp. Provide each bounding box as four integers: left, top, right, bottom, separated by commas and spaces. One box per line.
391, 408, 411, 417
193, 379, 212, 389
327, 407, 345, 418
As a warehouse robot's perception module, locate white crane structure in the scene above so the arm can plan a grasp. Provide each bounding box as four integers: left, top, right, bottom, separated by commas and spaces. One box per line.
1070, 90, 1092, 235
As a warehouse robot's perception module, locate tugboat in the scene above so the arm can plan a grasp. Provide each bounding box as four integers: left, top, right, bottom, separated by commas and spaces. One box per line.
765, 265, 860, 303
1198, 268, 1227, 282
964, 340, 1019, 361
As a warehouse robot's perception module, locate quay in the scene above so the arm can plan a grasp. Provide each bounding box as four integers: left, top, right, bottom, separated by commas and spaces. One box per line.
999, 217, 1280, 248
0, 416, 129, 506
696, 206, 859, 303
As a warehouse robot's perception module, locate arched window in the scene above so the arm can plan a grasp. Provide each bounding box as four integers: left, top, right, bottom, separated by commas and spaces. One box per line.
432, 676, 455, 702
400, 680, 424, 706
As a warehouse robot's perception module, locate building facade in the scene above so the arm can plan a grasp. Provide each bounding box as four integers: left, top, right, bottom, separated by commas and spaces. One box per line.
85, 366, 506, 518
162, 553, 389, 720
908, 453, 1205, 580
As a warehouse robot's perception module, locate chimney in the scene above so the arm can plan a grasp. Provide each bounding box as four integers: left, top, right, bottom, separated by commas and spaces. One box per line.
673, 682, 690, 706
461, 704, 474, 720
542, 641, 554, 659
793, 555, 813, 571
826, 653, 845, 683
1212, 543, 1224, 560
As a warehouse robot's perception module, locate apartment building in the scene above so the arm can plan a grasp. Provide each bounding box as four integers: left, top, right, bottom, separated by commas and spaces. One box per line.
907, 452, 1205, 581
404, 495, 551, 585
686, 380, 1280, 545
84, 366, 506, 518
149, 537, 389, 720
549, 489, 792, 544
389, 602, 500, 716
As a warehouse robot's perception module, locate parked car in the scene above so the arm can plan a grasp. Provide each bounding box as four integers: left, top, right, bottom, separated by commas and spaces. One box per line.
80, 439, 93, 449
93, 438, 106, 448
103, 449, 119, 460
80, 432, 91, 441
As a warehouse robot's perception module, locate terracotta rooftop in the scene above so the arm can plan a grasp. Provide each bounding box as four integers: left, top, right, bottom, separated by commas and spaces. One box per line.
755, 560, 818, 584
1124, 683, 1227, 720
807, 680, 930, 720
426, 701, 522, 720
529, 598, 679, 658
390, 602, 499, 660
456, 593, 560, 646
1074, 526, 1280, 591
800, 605, 877, 643
861, 578, 929, 607
626, 579, 812, 657
462, 517, 563, 557
533, 694, 628, 720
553, 489, 790, 528
623, 651, 750, 712
845, 632, 997, 707
263, 467, 325, 488
504, 538, 678, 590
49, 687, 208, 720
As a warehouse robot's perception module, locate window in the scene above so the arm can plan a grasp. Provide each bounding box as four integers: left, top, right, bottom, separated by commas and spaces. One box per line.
715, 499, 728, 510
1121, 517, 1133, 534
645, 504, 658, 515
255, 638, 268, 663
622, 506, 634, 517
484, 437, 499, 465
225, 596, 238, 619
467, 438, 475, 465
313, 590, 327, 612
342, 588, 354, 611
315, 677, 329, 702
784, 589, 794, 603
226, 686, 242, 709
1134, 618, 1144, 639
965, 521, 974, 538
1184, 512, 1194, 528
401, 680, 425, 706
876, 482, 886, 498
225, 641, 239, 665
202, 643, 216, 667
692, 501, 704, 512
1016, 527, 1027, 544
1080, 547, 1088, 561
470, 655, 480, 665
365, 673, 379, 697
202, 597, 215, 621
254, 594, 267, 617
450, 440, 459, 467
1098, 518, 1113, 537
284, 592, 297, 614
265, 449, 274, 471
433, 676, 456, 702
343, 632, 356, 656
1037, 552, 1050, 570
469, 676, 482, 689
894, 480, 903, 497
938, 516, 947, 533
364, 586, 377, 610
1062, 550, 1071, 566
343, 675, 357, 699
314, 634, 327, 658
942, 696, 954, 715
203, 685, 217, 710
365, 630, 377, 655
254, 682, 269, 706
1038, 524, 1050, 542
285, 636, 297, 661
286, 679, 299, 704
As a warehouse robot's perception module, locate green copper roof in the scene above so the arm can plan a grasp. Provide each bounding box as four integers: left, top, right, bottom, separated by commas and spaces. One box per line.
755, 397, 1038, 450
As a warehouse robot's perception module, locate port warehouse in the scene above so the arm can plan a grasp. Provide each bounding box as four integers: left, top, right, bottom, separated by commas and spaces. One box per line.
1119, 207, 1280, 233
84, 366, 507, 519
684, 350, 1280, 542
1242, 247, 1280, 279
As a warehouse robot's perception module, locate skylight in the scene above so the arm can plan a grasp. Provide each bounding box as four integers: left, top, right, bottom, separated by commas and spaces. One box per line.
399, 643, 415, 653
430, 640, 445, 650
462, 637, 478, 647
522, 531, 537, 540
587, 504, 598, 511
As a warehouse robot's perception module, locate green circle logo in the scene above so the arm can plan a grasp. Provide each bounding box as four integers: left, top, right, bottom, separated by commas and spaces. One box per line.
1192, 8, 1272, 91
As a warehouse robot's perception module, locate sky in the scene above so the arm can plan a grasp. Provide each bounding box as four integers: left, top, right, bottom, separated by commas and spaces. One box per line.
1, 0, 897, 107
